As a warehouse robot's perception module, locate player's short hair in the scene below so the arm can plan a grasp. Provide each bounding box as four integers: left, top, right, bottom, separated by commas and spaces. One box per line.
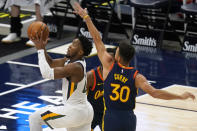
119, 41, 135, 62
78, 35, 93, 56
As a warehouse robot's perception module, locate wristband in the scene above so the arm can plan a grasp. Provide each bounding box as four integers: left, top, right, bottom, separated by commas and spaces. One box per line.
83, 15, 89, 19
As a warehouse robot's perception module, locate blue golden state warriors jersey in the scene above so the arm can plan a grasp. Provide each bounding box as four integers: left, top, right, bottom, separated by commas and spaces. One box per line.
104, 62, 138, 110
87, 66, 104, 112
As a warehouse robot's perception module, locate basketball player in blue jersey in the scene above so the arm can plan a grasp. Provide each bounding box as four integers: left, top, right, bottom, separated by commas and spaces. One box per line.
74, 3, 196, 131
87, 65, 104, 131
28, 34, 94, 131
87, 48, 115, 131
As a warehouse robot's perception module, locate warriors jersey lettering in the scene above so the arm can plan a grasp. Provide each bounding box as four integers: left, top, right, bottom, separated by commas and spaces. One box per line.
62, 59, 87, 105
104, 62, 139, 110
87, 66, 104, 112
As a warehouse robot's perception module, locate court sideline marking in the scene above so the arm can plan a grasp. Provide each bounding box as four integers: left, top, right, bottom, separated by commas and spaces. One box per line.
5, 82, 25, 87
0, 61, 50, 96
0, 79, 50, 96
6, 61, 39, 67
136, 102, 197, 112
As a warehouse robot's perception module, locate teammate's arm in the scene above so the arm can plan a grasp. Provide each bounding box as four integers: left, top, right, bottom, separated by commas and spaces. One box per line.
73, 3, 113, 70
87, 70, 94, 93
135, 74, 196, 100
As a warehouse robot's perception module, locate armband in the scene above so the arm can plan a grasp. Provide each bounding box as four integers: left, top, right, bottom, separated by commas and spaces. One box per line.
37, 50, 54, 80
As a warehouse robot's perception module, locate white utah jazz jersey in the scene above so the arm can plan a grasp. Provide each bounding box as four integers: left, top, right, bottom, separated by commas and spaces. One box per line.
62, 59, 87, 105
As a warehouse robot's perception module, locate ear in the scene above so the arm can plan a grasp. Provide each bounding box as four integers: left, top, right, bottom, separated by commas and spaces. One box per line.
118, 55, 121, 62
118, 55, 121, 61
78, 49, 84, 56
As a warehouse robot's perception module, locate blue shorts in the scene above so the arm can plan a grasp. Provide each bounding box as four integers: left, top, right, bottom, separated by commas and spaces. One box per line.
103, 110, 136, 131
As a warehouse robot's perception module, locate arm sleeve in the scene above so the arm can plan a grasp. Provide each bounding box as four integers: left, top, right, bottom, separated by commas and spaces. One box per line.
37, 49, 54, 80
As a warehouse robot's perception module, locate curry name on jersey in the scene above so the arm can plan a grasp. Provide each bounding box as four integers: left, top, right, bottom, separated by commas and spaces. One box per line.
104, 62, 139, 110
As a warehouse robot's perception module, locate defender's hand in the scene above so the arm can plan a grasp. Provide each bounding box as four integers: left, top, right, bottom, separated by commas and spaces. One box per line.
181, 92, 196, 100
73, 2, 88, 19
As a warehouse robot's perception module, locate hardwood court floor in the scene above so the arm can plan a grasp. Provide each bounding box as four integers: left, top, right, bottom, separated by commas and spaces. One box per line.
135, 85, 197, 131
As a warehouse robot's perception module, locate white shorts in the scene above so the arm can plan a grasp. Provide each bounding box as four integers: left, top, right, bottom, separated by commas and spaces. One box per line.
30, 102, 93, 131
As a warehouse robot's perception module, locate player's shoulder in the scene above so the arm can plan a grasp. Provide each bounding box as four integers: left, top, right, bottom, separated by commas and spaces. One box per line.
135, 73, 147, 82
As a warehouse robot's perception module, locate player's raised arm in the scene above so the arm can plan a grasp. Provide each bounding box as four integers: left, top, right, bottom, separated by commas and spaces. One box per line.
42, 48, 67, 68
86, 70, 95, 93
135, 73, 196, 100
30, 29, 84, 80
30, 26, 67, 68
73, 2, 114, 70
36, 46, 83, 80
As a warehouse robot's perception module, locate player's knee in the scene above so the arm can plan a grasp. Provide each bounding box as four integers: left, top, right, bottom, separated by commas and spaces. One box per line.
29, 112, 39, 123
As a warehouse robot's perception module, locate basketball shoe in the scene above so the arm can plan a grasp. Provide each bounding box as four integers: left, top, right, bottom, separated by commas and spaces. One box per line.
1, 33, 21, 43
26, 40, 35, 47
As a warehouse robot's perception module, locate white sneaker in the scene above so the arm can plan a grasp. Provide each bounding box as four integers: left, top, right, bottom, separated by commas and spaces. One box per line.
1, 33, 21, 43
26, 40, 35, 47
0, 0, 5, 9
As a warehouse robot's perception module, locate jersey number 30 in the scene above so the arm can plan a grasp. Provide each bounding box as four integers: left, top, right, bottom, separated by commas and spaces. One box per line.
110, 83, 130, 103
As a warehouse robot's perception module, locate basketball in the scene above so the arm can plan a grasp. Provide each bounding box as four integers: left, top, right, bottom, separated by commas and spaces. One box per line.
27, 21, 49, 41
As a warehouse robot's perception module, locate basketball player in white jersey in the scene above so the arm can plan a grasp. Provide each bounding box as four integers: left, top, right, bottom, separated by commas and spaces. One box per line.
28, 34, 93, 131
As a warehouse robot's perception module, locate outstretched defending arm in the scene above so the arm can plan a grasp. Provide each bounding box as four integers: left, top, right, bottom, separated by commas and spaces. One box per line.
73, 3, 113, 71
135, 73, 196, 100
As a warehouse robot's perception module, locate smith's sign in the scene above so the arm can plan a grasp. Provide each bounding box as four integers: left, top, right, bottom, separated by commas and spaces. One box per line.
182, 36, 197, 53
133, 35, 157, 47
183, 41, 197, 52
131, 29, 161, 47
80, 27, 102, 39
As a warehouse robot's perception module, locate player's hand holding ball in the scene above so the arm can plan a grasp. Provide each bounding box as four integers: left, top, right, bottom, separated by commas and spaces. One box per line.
27, 21, 49, 50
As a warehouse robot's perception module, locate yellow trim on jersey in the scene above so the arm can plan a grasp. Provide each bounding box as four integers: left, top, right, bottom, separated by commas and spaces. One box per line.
70, 82, 75, 96
102, 98, 106, 131
42, 113, 60, 120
